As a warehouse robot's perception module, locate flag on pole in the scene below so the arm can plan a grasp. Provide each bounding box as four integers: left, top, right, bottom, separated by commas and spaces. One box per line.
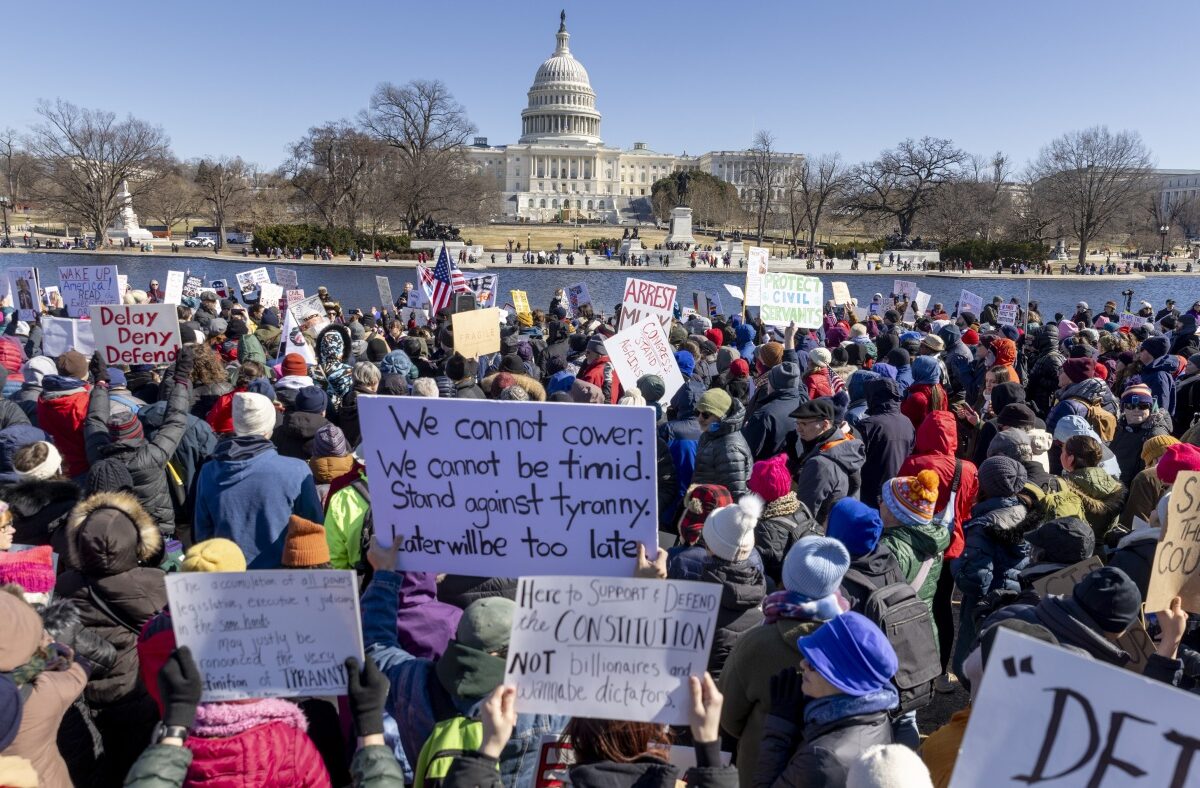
429, 243, 468, 314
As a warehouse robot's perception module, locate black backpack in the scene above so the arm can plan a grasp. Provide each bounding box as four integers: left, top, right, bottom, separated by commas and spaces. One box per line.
349, 477, 376, 583
842, 565, 940, 713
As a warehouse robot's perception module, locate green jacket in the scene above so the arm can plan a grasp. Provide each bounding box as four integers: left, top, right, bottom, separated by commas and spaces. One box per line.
326, 472, 370, 570
881, 520, 951, 632
123, 743, 404, 787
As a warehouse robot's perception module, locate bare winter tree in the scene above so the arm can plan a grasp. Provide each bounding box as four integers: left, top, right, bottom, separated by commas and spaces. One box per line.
0, 128, 34, 209
24, 100, 170, 244
194, 156, 249, 250
920, 153, 1014, 245
844, 137, 968, 240
1029, 126, 1154, 265
746, 130, 779, 243
284, 121, 384, 229
135, 162, 198, 239
785, 153, 850, 257
360, 79, 479, 232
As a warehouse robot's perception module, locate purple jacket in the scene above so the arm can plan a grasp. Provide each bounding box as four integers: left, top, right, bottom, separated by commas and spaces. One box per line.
396, 572, 462, 660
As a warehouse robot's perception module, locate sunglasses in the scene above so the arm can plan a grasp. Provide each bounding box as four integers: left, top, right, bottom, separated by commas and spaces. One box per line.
1124, 403, 1151, 411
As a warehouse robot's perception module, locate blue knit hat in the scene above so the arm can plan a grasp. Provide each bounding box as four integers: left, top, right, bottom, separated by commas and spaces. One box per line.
782, 536, 850, 599
674, 350, 695, 377
826, 498, 884, 559
798, 611, 898, 696
295, 385, 328, 414
911, 355, 940, 385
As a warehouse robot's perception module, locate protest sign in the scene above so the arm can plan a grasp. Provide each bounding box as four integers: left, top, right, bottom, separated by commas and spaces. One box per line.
915, 290, 932, 317
41, 316, 94, 357
706, 291, 724, 317
1119, 312, 1148, 329
566, 282, 592, 311
758, 272, 823, 328
358, 397, 658, 576
375, 276, 394, 309
950, 628, 1200, 787
617, 278, 677, 331
279, 305, 316, 364
1030, 556, 1103, 598
830, 281, 852, 305
452, 307, 501, 357
235, 267, 271, 297
401, 307, 429, 324
7, 267, 40, 321
210, 279, 230, 298
288, 295, 329, 332
1144, 471, 1200, 611
59, 265, 118, 317
286, 289, 305, 307
90, 304, 181, 365
505, 576, 720, 724
117, 274, 128, 298
465, 273, 499, 308
959, 289, 984, 318
259, 282, 283, 309
182, 275, 204, 299
893, 280, 918, 301
511, 290, 532, 319
606, 318, 686, 403
163, 271, 185, 305
42, 285, 60, 309
723, 283, 745, 302
744, 247, 768, 307
1116, 620, 1156, 675
166, 570, 363, 702
406, 286, 429, 311
997, 303, 1019, 326
274, 267, 299, 289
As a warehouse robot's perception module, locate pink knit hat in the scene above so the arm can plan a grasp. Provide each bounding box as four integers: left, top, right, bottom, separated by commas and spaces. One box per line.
0, 545, 55, 594
748, 454, 793, 502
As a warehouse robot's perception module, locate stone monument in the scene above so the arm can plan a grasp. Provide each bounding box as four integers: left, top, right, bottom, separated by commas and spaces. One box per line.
664, 206, 695, 246
107, 180, 154, 245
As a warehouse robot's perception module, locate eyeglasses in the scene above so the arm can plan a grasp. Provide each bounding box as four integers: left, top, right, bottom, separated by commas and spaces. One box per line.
1124, 403, 1151, 411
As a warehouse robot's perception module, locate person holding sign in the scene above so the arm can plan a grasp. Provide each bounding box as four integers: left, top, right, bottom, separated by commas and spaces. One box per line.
576, 335, 621, 404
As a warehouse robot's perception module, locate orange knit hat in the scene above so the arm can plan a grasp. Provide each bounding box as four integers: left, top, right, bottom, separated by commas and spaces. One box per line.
281, 515, 331, 568
881, 470, 940, 527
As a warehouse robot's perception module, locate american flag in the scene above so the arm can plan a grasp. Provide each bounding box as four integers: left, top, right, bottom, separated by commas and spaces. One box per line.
428, 243, 468, 314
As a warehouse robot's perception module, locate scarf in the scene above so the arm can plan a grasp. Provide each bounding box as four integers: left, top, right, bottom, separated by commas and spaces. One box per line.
761, 492, 800, 520
5, 643, 71, 687
435, 641, 506, 707
762, 589, 849, 624
804, 686, 898, 727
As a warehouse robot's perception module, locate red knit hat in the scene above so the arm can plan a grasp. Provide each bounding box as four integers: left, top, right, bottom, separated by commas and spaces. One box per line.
1094, 363, 1109, 381
679, 484, 732, 544
0, 545, 55, 594
1061, 357, 1096, 384
1156, 443, 1200, 485
961, 329, 980, 346
281, 353, 309, 377
729, 358, 750, 380
704, 328, 724, 348
747, 454, 792, 502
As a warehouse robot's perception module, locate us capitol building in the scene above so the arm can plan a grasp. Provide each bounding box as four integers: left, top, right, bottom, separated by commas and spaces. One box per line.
467, 11, 804, 225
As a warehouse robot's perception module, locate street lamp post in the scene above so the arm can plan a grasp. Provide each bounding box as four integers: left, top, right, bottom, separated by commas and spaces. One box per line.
1160, 225, 1170, 259
0, 197, 9, 246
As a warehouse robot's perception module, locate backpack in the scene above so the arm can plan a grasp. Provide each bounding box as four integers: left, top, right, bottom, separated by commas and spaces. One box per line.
1067, 397, 1117, 442
349, 476, 375, 581
842, 567, 940, 713
414, 716, 489, 788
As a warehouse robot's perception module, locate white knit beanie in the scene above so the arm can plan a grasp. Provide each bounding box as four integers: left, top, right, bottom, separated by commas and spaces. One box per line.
233, 392, 276, 438
702, 494, 762, 561
810, 347, 832, 367
846, 744, 934, 788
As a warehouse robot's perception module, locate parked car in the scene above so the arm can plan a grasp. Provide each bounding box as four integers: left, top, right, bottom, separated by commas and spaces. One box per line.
184, 237, 215, 248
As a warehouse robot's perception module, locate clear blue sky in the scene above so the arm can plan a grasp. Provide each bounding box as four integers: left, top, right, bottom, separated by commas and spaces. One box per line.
8, 0, 1198, 171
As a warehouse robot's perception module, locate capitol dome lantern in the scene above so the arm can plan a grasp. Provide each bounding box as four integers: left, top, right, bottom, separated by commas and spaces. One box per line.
519, 11, 602, 145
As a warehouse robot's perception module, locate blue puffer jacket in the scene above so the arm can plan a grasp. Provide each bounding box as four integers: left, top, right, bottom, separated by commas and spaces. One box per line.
364, 571, 567, 786
660, 384, 702, 505
955, 496, 1030, 597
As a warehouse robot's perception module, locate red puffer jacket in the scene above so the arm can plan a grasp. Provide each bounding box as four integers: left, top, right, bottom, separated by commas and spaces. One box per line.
184, 698, 331, 788
0, 335, 26, 374
36, 382, 91, 478
897, 410, 979, 559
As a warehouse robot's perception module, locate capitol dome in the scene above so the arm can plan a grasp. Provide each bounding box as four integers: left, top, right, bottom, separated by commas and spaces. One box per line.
519, 11, 602, 145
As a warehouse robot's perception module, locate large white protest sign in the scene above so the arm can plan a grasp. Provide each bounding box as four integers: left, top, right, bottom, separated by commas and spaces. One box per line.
279, 305, 316, 364
406, 285, 429, 311
166, 570, 363, 702
235, 267, 271, 297
375, 276, 394, 309
617, 278, 677, 331
117, 274, 128, 299
274, 267, 299, 289
358, 397, 659, 576
6, 267, 40, 321
1145, 471, 1200, 611
759, 272, 823, 328
606, 318, 686, 403
286, 289, 306, 307
745, 247, 768, 307
90, 304, 181, 366
258, 282, 283, 309
950, 629, 1200, 787
566, 282, 592, 312
41, 316, 94, 357
915, 290, 932, 317
465, 273, 499, 308
723, 283, 745, 302
830, 281, 852, 306
163, 271, 185, 305
59, 265, 118, 317
997, 303, 1019, 326
505, 576, 720, 724
893, 280, 918, 302
959, 289, 984, 318
1120, 312, 1148, 329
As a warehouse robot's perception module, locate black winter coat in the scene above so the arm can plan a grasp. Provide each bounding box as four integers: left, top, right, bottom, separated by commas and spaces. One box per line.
274, 410, 331, 460
692, 399, 753, 499
436, 574, 518, 609
1107, 528, 1159, 600
754, 496, 820, 585
755, 709, 893, 788
445, 750, 737, 788
1110, 410, 1171, 488
10, 383, 42, 425
1176, 372, 1200, 438
857, 378, 914, 506
3, 478, 81, 557
702, 559, 766, 678
741, 386, 804, 462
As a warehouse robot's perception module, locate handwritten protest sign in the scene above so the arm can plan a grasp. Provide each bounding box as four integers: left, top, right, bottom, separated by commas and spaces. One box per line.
452, 307, 501, 357
235, 267, 271, 297
606, 318, 686, 402
41, 316, 94, 357
117, 274, 128, 298
617, 278, 677, 331
759, 272, 823, 328
745, 247, 768, 306
511, 290, 532, 319
505, 576, 720, 724
893, 280, 918, 302
274, 267, 299, 289
830, 281, 852, 305
286, 289, 305, 307
182, 276, 204, 299
166, 570, 363, 702
1145, 471, 1200, 611
959, 289, 984, 318
7, 267, 40, 321
1031, 556, 1103, 598
997, 303, 1019, 326
1115, 621, 1156, 675
59, 265, 118, 317
163, 271, 185, 305
465, 273, 498, 308
258, 282, 283, 309
951, 629, 1200, 787
358, 397, 658, 576
90, 304, 181, 365
1119, 312, 1148, 329
375, 276, 394, 309
566, 282, 592, 311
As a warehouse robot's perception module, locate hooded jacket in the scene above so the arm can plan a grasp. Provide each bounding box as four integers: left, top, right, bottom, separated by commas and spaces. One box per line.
4, 477, 81, 556
1139, 352, 1178, 416
273, 410, 331, 460
989, 338, 1020, 384
987, 595, 1131, 667
691, 399, 753, 499
702, 559, 766, 679
897, 411, 979, 560
974, 383, 1044, 466
577, 354, 621, 404
900, 375, 948, 432
139, 389, 219, 509
857, 378, 915, 507
395, 572, 464, 661
754, 495, 820, 585
955, 495, 1031, 598
794, 428, 865, 525
37, 377, 92, 478
1027, 326, 1064, 415
1060, 467, 1125, 543
661, 386, 702, 505
740, 378, 804, 462
1110, 409, 1171, 488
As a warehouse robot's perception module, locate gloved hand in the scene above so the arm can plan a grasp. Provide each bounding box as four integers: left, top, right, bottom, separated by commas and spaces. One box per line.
768, 667, 804, 722
173, 345, 195, 383
158, 647, 203, 729
346, 656, 389, 737
89, 351, 110, 385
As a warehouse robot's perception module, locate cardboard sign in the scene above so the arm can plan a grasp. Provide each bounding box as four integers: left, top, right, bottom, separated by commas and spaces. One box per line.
7, 267, 40, 321
505, 576, 720, 724
59, 265, 118, 317
376, 276, 394, 309
1120, 312, 1148, 329
1031, 556, 1103, 598
606, 318, 686, 403
465, 273, 498, 308
41, 316, 94, 357
235, 267, 271, 297
1115, 620, 1156, 675
90, 304, 181, 365
997, 303, 1019, 326
959, 289, 984, 318
759, 272, 823, 328
951, 629, 1200, 787
723, 283, 745, 302
1145, 472, 1200, 611
893, 280, 918, 302
617, 278, 677, 331
831, 281, 852, 305
274, 267, 299, 289
451, 307, 501, 357
163, 271, 185, 305
358, 397, 659, 576
511, 289, 532, 318
566, 282, 592, 311
165, 570, 363, 702
745, 247, 768, 307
